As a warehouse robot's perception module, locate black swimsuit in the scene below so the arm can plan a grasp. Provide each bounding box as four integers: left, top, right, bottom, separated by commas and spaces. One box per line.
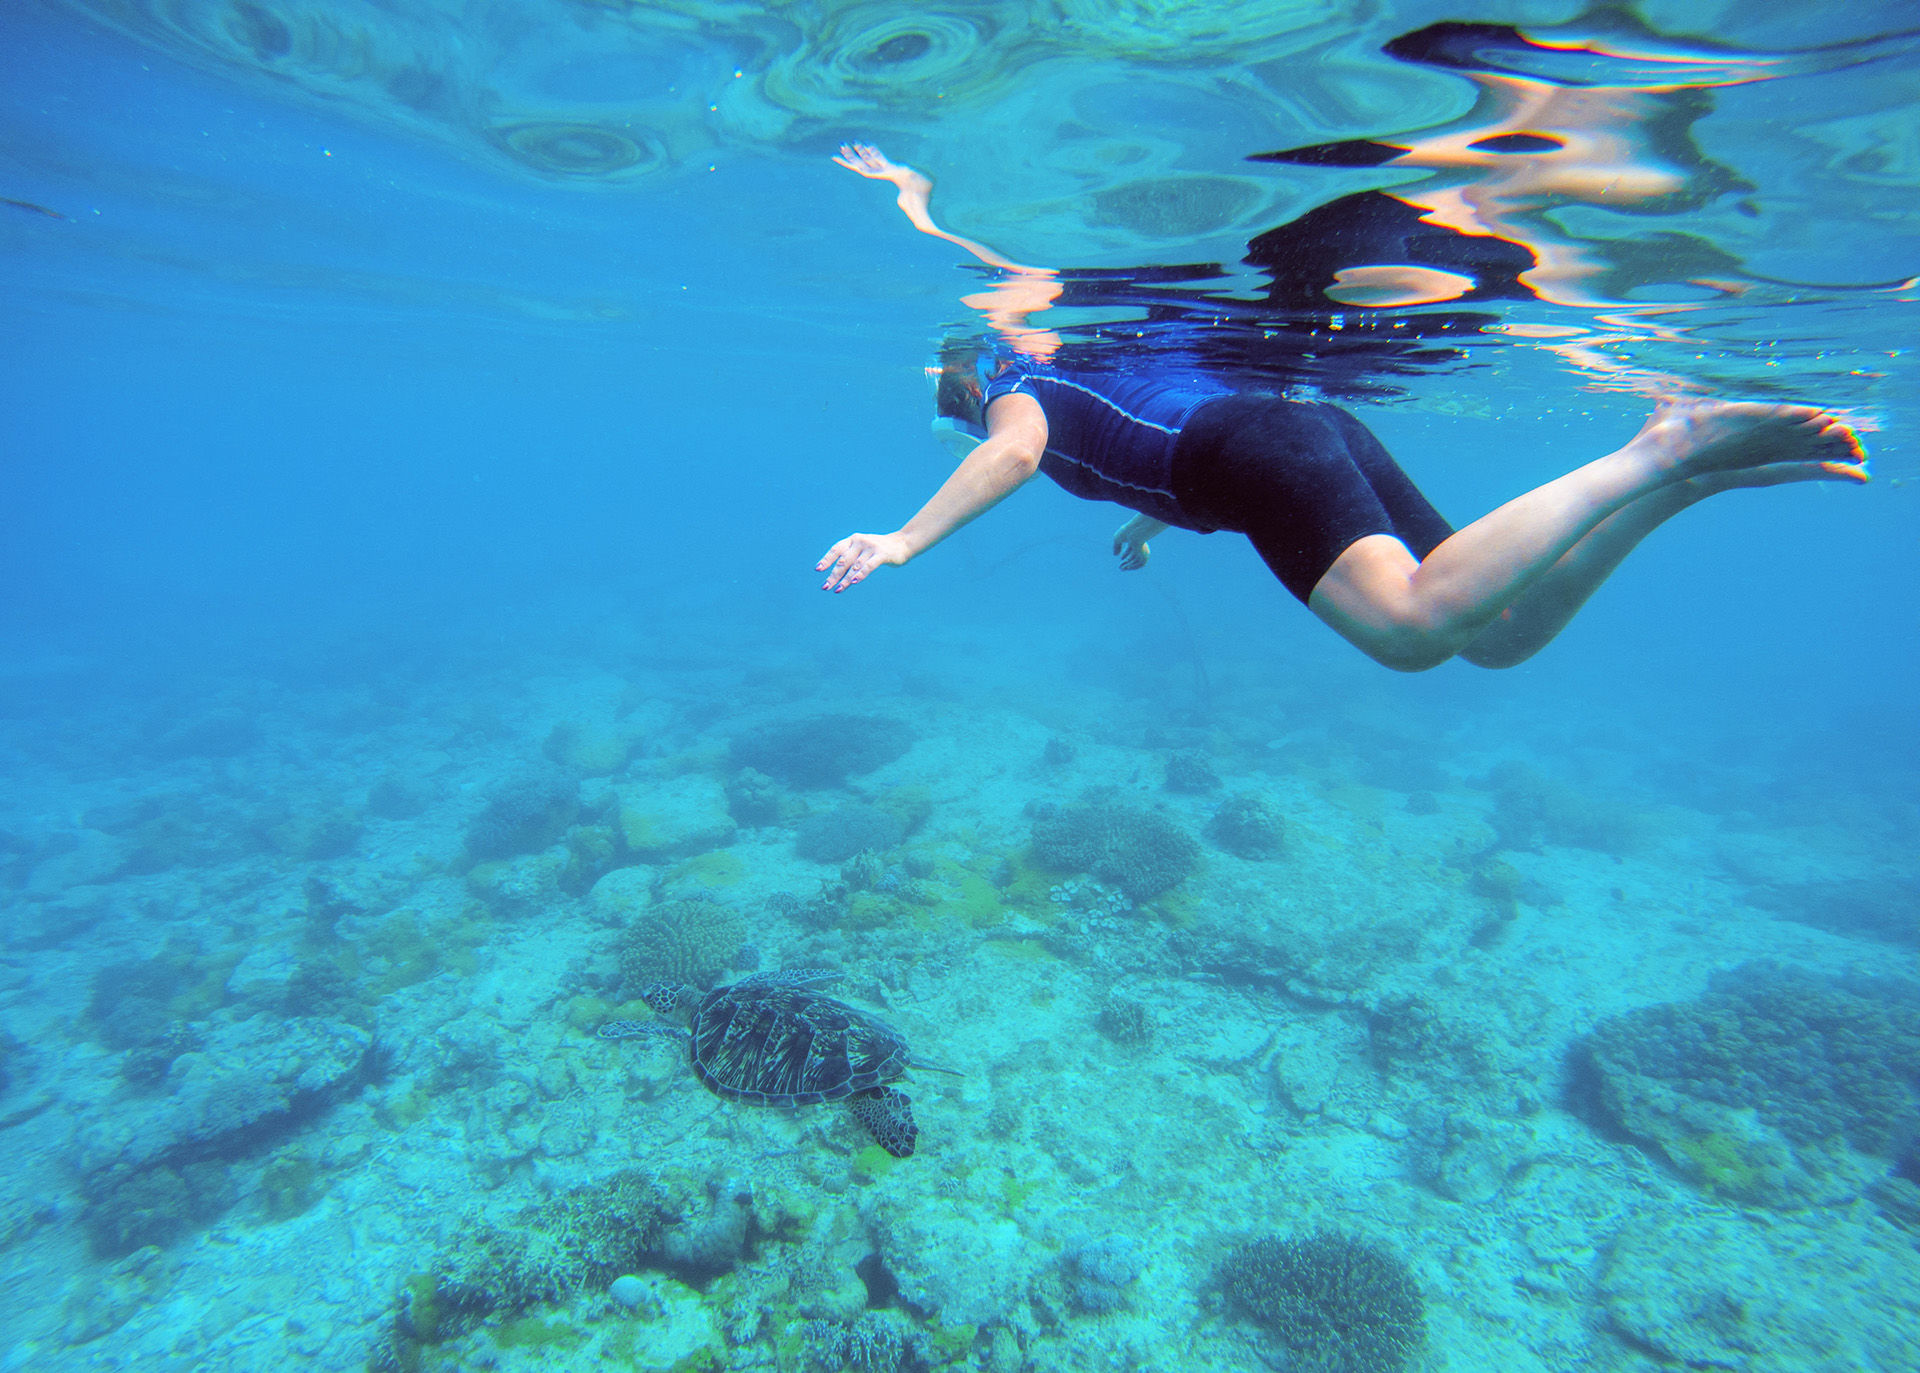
985, 365, 1455, 603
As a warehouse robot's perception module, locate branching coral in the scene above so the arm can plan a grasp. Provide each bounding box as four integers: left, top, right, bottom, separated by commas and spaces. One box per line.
797, 1313, 925, 1373
405, 1170, 672, 1345
1217, 1231, 1425, 1373
1030, 797, 1199, 901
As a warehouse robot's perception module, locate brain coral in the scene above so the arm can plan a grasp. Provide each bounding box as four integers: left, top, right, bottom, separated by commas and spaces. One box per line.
1031, 798, 1199, 900
1218, 1231, 1425, 1373
619, 900, 748, 991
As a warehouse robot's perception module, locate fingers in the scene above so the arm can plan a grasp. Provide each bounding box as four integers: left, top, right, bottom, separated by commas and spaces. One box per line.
832, 143, 888, 177
817, 536, 884, 593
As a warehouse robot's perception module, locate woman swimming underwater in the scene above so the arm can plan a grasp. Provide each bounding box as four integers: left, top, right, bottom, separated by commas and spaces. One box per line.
816, 145, 1868, 673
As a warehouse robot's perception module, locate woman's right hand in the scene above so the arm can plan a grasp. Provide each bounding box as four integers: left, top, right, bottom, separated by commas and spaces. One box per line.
817, 532, 912, 593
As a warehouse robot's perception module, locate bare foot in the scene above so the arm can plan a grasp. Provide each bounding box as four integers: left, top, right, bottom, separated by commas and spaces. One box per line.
1679, 457, 1870, 498
1627, 399, 1866, 481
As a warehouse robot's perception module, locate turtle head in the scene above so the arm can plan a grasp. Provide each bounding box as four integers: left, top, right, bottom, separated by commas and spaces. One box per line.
642, 983, 695, 1017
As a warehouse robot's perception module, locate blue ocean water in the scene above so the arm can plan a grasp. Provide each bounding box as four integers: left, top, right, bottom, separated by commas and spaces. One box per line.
2, 1, 1917, 1370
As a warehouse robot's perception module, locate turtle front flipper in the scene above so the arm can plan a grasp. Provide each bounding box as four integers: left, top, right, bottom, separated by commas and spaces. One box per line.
850, 1086, 917, 1158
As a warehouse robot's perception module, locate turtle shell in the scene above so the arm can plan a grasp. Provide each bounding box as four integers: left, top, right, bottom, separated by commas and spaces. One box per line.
687, 981, 911, 1107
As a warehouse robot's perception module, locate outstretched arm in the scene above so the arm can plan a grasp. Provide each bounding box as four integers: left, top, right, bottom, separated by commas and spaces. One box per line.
818, 393, 1050, 593
833, 143, 1050, 274
834, 142, 1064, 357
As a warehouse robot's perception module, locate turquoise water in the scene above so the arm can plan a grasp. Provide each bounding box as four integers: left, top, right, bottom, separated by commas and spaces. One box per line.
2, 2, 1917, 1370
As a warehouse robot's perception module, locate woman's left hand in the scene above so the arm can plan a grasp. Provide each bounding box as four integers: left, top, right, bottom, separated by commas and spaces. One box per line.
817, 532, 912, 592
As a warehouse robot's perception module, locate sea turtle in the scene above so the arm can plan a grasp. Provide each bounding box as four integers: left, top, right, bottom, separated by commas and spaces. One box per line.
598, 969, 954, 1157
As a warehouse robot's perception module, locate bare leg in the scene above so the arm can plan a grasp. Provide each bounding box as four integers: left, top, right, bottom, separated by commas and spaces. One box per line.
1307, 399, 1867, 672
1460, 459, 1864, 667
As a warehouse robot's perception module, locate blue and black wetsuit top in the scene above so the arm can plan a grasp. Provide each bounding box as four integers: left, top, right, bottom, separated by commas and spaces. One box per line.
982, 361, 1235, 532
970, 354, 1457, 604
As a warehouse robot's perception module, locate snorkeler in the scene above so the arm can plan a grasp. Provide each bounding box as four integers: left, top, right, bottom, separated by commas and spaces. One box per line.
817, 145, 1868, 673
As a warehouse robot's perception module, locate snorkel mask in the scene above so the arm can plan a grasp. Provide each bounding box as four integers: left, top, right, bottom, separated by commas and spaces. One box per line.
929, 415, 982, 461
927, 345, 992, 459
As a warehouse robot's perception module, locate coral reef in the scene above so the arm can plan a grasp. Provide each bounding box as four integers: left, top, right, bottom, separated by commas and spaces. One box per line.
1208, 792, 1285, 860
726, 767, 786, 826
76, 1016, 375, 1180
616, 775, 736, 861
463, 768, 579, 861
1599, 1210, 1920, 1371
366, 773, 432, 819
840, 850, 886, 893
82, 1161, 234, 1257
1748, 875, 1920, 947
1217, 1231, 1425, 1373
796, 1312, 925, 1372
618, 899, 749, 991
542, 717, 635, 775
1061, 1235, 1142, 1313
1030, 797, 1199, 901
118, 1022, 199, 1089
87, 952, 209, 1048
731, 714, 915, 788
655, 1180, 753, 1278
1164, 748, 1220, 793
1405, 1106, 1527, 1205
1577, 965, 1920, 1204
558, 823, 619, 895
144, 708, 259, 761
265, 807, 363, 861
1479, 760, 1641, 853
795, 803, 905, 864
399, 1170, 672, 1353
1094, 992, 1154, 1047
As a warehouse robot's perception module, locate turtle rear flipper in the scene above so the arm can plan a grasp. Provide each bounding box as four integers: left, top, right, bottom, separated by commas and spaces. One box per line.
850, 1086, 917, 1158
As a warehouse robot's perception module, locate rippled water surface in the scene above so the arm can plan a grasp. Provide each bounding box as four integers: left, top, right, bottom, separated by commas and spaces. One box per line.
12, 0, 1919, 408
